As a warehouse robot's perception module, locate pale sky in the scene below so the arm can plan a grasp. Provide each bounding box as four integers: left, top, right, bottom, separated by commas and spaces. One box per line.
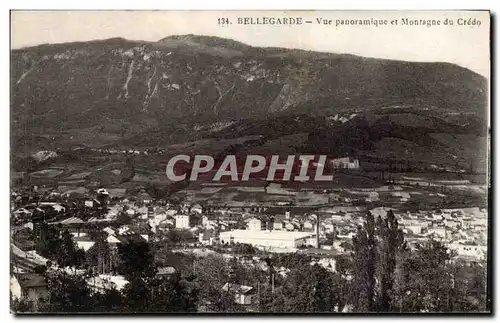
10, 10, 490, 77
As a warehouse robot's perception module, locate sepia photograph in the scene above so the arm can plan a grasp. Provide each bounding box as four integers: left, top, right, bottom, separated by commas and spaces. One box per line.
9, 10, 490, 314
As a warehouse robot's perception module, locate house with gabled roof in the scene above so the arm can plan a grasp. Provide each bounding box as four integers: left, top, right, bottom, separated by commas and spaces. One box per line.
221, 282, 255, 305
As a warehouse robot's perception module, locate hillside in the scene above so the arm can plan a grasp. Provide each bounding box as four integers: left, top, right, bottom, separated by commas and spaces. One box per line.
10, 35, 488, 181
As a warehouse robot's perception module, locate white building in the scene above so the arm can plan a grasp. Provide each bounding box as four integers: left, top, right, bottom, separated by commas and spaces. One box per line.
303, 220, 315, 232
73, 236, 95, 251
199, 231, 219, 246
331, 214, 344, 222
166, 209, 178, 217
175, 214, 190, 229
219, 229, 316, 249
323, 223, 335, 233
86, 275, 129, 293
427, 226, 447, 239
390, 191, 410, 202
102, 227, 116, 236
273, 221, 284, 231
221, 283, 255, 305
247, 218, 263, 231
446, 243, 487, 260
191, 204, 203, 214
305, 236, 319, 247
107, 235, 122, 245
330, 157, 360, 169
444, 219, 461, 229
332, 239, 351, 253
401, 220, 428, 235
370, 207, 395, 218
202, 215, 210, 226
403, 223, 426, 235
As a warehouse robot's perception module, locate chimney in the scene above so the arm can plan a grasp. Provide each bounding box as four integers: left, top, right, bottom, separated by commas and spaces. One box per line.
316, 215, 320, 249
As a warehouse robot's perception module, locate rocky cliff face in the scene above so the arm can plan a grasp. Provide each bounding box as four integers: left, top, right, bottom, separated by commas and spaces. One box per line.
11, 35, 488, 153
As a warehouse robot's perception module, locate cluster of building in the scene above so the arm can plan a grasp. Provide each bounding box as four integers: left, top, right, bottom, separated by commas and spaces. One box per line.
72, 146, 166, 156
10, 180, 488, 310
11, 182, 488, 262
397, 207, 488, 259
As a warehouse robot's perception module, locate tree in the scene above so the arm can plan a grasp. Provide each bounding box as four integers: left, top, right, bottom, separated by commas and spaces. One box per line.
33, 264, 48, 274
42, 271, 92, 313
116, 236, 202, 312
334, 255, 353, 311
233, 243, 256, 255
193, 254, 238, 312
115, 212, 132, 227
144, 183, 168, 200
11, 297, 35, 313
90, 288, 124, 313
278, 263, 340, 312
391, 238, 453, 312
85, 234, 111, 274
33, 222, 62, 260
376, 210, 405, 311
117, 239, 156, 281
57, 229, 82, 268
121, 277, 150, 312
272, 253, 311, 269
148, 273, 198, 312
166, 229, 193, 245
258, 284, 285, 313
351, 212, 377, 312
464, 260, 488, 312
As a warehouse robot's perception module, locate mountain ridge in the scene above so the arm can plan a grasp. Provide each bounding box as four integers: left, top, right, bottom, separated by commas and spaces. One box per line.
11, 35, 488, 78
11, 35, 488, 171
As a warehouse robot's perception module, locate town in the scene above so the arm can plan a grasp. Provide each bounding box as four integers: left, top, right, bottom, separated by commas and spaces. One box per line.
10, 173, 488, 312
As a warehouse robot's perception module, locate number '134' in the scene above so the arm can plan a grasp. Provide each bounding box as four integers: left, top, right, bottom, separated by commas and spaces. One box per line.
218, 18, 230, 25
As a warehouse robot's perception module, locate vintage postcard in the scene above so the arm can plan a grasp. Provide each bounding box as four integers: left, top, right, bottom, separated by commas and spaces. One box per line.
10, 10, 490, 314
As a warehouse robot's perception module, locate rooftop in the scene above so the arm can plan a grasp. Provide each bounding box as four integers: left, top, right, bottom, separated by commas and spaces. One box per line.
222, 282, 254, 295
157, 266, 177, 276
220, 229, 315, 240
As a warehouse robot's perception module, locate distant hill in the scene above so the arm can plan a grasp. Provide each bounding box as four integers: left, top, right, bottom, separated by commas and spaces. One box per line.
11, 35, 488, 173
